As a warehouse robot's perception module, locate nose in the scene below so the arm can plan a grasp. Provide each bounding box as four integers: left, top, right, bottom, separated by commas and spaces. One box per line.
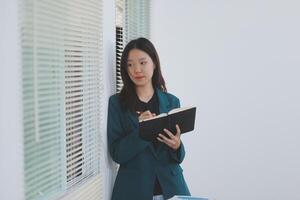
134, 65, 142, 73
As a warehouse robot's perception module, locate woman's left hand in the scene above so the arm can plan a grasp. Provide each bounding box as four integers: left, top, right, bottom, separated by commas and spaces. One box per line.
157, 124, 181, 151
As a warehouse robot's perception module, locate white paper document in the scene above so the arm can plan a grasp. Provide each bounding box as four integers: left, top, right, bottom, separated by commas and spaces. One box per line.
168, 195, 208, 200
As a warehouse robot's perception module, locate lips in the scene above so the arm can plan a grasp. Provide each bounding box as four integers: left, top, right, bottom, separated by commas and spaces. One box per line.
135, 76, 145, 80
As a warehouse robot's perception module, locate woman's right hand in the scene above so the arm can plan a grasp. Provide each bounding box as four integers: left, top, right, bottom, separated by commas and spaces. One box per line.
137, 110, 156, 121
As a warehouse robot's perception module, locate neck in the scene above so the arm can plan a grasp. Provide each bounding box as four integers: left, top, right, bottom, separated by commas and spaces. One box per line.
136, 84, 155, 102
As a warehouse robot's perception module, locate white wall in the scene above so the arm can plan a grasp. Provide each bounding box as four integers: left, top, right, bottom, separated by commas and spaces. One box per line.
0, 0, 25, 199
102, 0, 118, 199
151, 1, 300, 200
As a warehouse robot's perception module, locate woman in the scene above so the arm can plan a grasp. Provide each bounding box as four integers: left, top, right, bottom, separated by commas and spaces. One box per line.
107, 37, 190, 200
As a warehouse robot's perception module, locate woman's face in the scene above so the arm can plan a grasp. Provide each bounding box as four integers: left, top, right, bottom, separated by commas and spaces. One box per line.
127, 49, 155, 88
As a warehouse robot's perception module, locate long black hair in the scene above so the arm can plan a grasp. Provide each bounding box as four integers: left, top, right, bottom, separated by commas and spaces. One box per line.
119, 37, 166, 112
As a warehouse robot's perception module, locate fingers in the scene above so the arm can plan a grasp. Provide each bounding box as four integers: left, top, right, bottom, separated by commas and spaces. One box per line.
144, 110, 153, 117
157, 133, 176, 146
138, 110, 156, 121
157, 126, 181, 150
162, 125, 181, 138
163, 128, 176, 139
175, 124, 181, 137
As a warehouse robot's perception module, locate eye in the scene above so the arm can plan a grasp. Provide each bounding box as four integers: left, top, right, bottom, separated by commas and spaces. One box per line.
127, 63, 132, 67
141, 61, 147, 65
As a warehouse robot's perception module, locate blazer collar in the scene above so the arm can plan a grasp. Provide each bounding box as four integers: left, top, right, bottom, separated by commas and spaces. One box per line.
156, 88, 170, 114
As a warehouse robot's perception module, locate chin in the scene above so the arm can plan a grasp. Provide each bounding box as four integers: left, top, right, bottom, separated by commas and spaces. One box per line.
134, 82, 146, 87
134, 80, 151, 87
132, 78, 151, 87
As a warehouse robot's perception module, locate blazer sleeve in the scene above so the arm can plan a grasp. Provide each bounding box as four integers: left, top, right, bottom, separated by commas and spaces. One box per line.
107, 96, 149, 165
168, 97, 186, 163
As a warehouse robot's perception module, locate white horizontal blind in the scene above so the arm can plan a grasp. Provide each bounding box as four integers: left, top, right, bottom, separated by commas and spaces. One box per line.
60, 175, 102, 200
124, 0, 150, 44
116, 0, 124, 92
64, 0, 103, 190
115, 0, 150, 92
116, 0, 124, 28
21, 0, 104, 200
21, 0, 66, 199
116, 26, 123, 92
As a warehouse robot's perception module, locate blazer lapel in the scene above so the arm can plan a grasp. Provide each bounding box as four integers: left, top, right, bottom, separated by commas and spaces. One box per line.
156, 88, 170, 114
128, 111, 138, 128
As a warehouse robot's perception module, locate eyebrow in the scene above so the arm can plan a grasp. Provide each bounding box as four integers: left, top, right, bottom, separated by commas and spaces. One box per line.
127, 57, 147, 62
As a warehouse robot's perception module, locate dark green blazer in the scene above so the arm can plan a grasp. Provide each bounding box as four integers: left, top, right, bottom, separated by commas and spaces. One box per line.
107, 89, 190, 200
